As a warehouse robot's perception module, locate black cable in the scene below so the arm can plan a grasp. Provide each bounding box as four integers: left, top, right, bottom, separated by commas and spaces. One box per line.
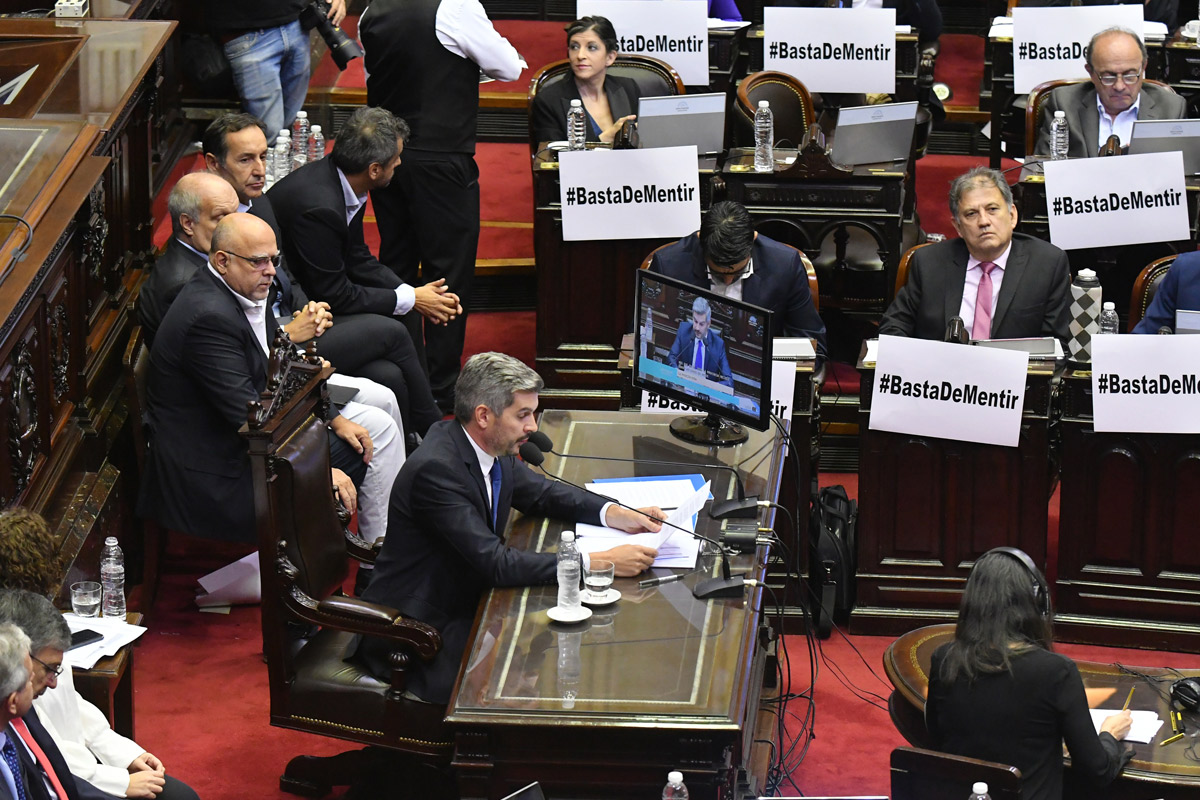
0, 214, 34, 286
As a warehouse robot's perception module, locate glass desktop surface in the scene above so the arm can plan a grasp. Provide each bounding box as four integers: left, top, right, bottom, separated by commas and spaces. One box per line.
448, 409, 783, 724
0, 119, 89, 255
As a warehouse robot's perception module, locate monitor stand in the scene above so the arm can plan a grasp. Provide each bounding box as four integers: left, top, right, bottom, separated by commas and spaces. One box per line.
669, 412, 747, 447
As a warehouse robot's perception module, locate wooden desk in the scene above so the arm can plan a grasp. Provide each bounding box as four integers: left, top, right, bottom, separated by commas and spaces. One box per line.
852, 349, 1059, 635
884, 624, 1200, 800
72, 611, 142, 740
1054, 369, 1200, 654
447, 409, 784, 800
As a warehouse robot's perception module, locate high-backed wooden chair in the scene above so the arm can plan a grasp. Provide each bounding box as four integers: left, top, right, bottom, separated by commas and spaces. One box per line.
527, 55, 685, 154
122, 325, 161, 613
243, 332, 450, 797
894, 242, 933, 297
891, 747, 1023, 800
1026, 78, 1176, 156
733, 71, 816, 149
1128, 254, 1176, 332
639, 239, 820, 313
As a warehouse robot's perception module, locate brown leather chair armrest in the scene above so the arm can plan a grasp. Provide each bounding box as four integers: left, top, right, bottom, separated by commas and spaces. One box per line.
344, 530, 382, 565
315, 596, 442, 658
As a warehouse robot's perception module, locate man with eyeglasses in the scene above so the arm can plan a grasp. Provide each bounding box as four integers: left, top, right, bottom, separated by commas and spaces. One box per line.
648, 201, 827, 361
1035, 26, 1186, 158
138, 213, 404, 549
0, 590, 200, 799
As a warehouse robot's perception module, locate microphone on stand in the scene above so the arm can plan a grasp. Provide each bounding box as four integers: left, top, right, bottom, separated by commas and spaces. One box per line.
518, 441, 749, 599
944, 316, 969, 344
524, 431, 759, 518
1158, 326, 1174, 335
1098, 134, 1122, 157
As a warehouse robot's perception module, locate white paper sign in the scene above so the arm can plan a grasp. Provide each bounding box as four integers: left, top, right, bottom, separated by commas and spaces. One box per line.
1011, 6, 1143, 94
576, 0, 709, 85
869, 335, 1028, 447
1090, 335, 1200, 433
763, 7, 896, 94
1044, 151, 1189, 250
641, 359, 798, 420
559, 145, 700, 241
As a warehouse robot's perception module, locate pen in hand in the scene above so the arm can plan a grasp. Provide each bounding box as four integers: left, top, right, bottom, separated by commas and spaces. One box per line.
1121, 687, 1135, 712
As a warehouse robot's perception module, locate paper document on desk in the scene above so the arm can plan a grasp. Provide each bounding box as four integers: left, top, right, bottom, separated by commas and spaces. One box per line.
1089, 709, 1164, 744
584, 476, 707, 510
62, 613, 147, 670
575, 481, 710, 568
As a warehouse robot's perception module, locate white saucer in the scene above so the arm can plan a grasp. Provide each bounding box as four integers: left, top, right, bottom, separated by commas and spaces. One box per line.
582, 588, 621, 606
547, 140, 570, 152
547, 604, 592, 623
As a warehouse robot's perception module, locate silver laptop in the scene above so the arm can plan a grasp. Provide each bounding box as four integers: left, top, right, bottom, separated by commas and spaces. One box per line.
1128, 118, 1200, 174
637, 92, 726, 155
831, 101, 918, 166
1177, 309, 1200, 333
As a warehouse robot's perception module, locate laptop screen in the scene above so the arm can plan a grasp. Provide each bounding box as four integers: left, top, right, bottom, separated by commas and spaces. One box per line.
637, 92, 726, 155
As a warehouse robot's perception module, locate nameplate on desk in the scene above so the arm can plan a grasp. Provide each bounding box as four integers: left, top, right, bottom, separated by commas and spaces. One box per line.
1043, 151, 1189, 250
559, 146, 700, 241
762, 7, 895, 94
641, 359, 797, 420
1090, 335, 1200, 433
1011, 5, 1144, 93
576, 0, 708, 85
870, 335, 1028, 447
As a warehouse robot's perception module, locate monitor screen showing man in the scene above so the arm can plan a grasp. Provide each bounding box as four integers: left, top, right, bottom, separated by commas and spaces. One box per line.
634, 270, 773, 439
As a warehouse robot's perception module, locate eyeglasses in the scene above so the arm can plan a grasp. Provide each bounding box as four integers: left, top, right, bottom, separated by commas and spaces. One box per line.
31, 653, 62, 678
1097, 71, 1142, 86
220, 250, 281, 270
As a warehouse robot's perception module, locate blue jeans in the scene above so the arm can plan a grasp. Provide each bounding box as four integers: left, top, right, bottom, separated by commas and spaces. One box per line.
223, 19, 311, 143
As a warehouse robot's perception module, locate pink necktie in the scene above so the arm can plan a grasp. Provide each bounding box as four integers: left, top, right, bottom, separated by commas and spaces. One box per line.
972, 261, 997, 340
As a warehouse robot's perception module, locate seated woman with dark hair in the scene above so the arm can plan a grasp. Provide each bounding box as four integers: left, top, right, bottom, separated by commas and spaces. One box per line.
926, 548, 1132, 800
531, 16, 641, 145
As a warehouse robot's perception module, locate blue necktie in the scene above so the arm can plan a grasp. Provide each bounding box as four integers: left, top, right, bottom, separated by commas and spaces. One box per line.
489, 459, 502, 529
693, 338, 704, 371
2, 733, 27, 800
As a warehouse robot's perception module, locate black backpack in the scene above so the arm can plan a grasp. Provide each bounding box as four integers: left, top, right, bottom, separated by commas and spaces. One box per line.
808, 485, 858, 638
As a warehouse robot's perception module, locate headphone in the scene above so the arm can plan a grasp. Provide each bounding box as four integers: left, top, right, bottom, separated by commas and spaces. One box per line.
980, 546, 1051, 618
1172, 678, 1200, 712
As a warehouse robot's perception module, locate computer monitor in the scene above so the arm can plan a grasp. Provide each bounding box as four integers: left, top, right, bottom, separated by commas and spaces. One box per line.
830, 100, 918, 166
637, 92, 727, 155
1128, 118, 1200, 174
633, 270, 773, 446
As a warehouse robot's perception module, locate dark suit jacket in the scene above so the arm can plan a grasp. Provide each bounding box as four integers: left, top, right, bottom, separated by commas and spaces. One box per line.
650, 232, 828, 358
137, 238, 207, 347
268, 157, 403, 317
136, 268, 283, 542
357, 420, 606, 703
531, 74, 640, 144
1034, 82, 1187, 158
879, 234, 1072, 346
5, 710, 110, 800
1134, 251, 1200, 333
666, 321, 733, 388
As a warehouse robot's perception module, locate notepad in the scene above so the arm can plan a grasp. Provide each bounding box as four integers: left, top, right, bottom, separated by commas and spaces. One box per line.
1089, 709, 1164, 744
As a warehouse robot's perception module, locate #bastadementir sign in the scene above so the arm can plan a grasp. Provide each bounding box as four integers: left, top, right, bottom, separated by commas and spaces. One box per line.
763, 6, 896, 94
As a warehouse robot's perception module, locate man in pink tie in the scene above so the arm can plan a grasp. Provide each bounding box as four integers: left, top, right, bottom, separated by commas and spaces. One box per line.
879, 166, 1071, 346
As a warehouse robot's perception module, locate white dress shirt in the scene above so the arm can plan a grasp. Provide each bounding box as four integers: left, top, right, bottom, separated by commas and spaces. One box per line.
707, 257, 755, 302
1096, 91, 1141, 150
957, 242, 1012, 334
208, 263, 270, 355
335, 166, 416, 316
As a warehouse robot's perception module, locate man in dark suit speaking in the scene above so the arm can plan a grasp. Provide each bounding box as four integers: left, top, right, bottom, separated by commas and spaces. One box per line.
356, 352, 662, 704
1034, 27, 1187, 158
667, 297, 734, 389
650, 201, 826, 360
880, 166, 1071, 346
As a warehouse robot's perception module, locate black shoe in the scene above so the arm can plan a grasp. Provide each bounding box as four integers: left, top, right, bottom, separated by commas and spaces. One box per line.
405, 431, 423, 455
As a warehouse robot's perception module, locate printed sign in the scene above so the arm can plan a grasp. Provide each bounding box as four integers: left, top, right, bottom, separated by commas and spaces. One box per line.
559, 145, 700, 241
576, 0, 708, 85
869, 336, 1028, 447
1091, 335, 1200, 433
763, 7, 896, 94
642, 359, 798, 422
1044, 151, 1189, 250
1011, 5, 1143, 94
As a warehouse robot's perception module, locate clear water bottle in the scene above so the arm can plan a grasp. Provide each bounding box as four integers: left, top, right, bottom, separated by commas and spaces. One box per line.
754, 100, 774, 173
308, 124, 325, 162
1099, 301, 1120, 334
1050, 110, 1069, 160
291, 111, 309, 157
274, 135, 292, 180
968, 781, 992, 800
100, 536, 125, 621
567, 99, 587, 151
556, 629, 581, 709
291, 147, 307, 173
662, 771, 689, 800
556, 531, 581, 610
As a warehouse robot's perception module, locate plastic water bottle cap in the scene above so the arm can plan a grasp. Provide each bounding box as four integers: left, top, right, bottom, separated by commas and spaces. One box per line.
758, 100, 769, 109
1103, 301, 1115, 310
297, 111, 307, 118
1054, 110, 1065, 119
1077, 268, 1096, 278
311, 125, 322, 133
570, 99, 582, 107
279, 130, 290, 138
972, 782, 988, 794
561, 531, 575, 542
668, 771, 683, 783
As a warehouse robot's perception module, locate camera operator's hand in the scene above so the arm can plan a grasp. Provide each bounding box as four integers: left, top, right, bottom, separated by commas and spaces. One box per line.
327, 0, 346, 25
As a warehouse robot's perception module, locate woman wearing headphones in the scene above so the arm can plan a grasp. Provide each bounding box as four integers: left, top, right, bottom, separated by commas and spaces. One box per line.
926, 548, 1133, 800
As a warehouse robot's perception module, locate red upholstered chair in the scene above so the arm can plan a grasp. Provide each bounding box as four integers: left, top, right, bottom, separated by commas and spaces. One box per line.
733, 71, 816, 149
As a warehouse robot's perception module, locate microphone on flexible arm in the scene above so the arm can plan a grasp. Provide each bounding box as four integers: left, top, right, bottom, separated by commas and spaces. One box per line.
1159, 326, 1174, 335
517, 441, 751, 599
524, 431, 760, 519
944, 316, 969, 344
